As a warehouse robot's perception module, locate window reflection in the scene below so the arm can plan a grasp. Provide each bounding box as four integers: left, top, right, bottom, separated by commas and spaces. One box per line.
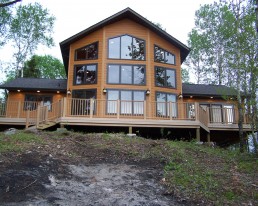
154, 45, 175, 65
155, 66, 176, 88
75, 42, 98, 60
108, 35, 145, 60
107, 64, 145, 85
74, 64, 97, 85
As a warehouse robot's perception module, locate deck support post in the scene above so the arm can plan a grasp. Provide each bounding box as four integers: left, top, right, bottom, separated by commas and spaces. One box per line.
129, 126, 132, 134
196, 128, 200, 142
207, 132, 211, 143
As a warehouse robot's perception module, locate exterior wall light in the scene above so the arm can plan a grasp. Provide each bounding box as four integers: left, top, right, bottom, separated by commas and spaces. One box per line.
37, 90, 40, 93
17, 90, 21, 92
103, 88, 107, 93
178, 93, 183, 99
67, 89, 71, 95
146, 89, 150, 95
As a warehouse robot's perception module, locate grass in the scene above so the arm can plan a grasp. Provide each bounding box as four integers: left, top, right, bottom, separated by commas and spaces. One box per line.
0, 130, 42, 152
0, 130, 257, 205
163, 141, 258, 205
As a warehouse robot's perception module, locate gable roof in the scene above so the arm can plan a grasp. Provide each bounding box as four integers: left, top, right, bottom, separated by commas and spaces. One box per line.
182, 83, 238, 97
0, 78, 67, 92
60, 7, 190, 73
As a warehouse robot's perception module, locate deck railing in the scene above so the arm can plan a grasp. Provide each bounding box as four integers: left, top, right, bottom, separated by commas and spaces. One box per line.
65, 98, 198, 121
0, 99, 251, 127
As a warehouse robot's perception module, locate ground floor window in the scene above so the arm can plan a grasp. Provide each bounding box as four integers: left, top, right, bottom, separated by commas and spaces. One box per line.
107, 90, 145, 115
71, 89, 96, 115
24, 94, 52, 111
200, 103, 234, 123
156, 92, 177, 117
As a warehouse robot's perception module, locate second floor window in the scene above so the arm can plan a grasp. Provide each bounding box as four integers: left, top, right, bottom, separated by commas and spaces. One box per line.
107, 64, 145, 85
108, 35, 145, 60
155, 66, 176, 88
74, 64, 97, 85
75, 42, 98, 60
154, 45, 175, 65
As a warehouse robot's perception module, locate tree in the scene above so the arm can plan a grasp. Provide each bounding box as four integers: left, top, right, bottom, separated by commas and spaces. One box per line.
1, 2, 55, 77
181, 67, 190, 83
188, 0, 258, 152
23, 55, 66, 79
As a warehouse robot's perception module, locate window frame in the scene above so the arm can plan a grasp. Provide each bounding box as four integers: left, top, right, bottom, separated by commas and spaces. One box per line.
155, 91, 177, 117
108, 34, 146, 60
74, 41, 98, 61
73, 64, 98, 85
154, 45, 176, 65
155, 66, 176, 89
24, 94, 53, 111
106, 89, 146, 115
107, 64, 146, 85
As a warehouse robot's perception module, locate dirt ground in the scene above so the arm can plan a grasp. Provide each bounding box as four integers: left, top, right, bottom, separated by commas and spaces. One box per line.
0, 131, 182, 206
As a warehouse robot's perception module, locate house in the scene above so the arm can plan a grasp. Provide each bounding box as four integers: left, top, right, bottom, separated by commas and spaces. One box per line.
0, 8, 251, 143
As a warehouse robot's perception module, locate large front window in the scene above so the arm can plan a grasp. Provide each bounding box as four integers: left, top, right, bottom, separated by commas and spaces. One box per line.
156, 92, 177, 117
108, 35, 145, 60
74, 64, 97, 85
155, 66, 176, 88
75, 42, 98, 60
107, 90, 145, 115
107, 64, 145, 85
154, 45, 175, 65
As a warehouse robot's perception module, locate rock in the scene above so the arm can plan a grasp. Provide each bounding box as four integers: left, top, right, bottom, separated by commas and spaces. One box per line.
4, 128, 17, 135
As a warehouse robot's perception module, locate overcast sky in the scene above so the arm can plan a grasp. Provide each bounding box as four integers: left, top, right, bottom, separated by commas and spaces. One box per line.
0, 0, 216, 82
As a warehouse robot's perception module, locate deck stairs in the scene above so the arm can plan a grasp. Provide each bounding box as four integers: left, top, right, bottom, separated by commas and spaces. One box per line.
37, 121, 57, 130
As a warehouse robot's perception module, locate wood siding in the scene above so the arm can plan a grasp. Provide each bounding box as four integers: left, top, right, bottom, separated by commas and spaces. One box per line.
67, 18, 182, 117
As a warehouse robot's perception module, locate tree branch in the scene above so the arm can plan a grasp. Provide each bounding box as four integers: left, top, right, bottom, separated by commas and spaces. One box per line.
0, 0, 22, 8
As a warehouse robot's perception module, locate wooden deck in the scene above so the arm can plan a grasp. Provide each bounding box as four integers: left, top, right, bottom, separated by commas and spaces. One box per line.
0, 98, 251, 133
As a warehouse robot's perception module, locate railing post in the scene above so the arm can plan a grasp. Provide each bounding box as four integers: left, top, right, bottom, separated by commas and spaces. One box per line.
25, 110, 30, 129
195, 102, 199, 121
117, 100, 120, 119
169, 102, 172, 120
17, 101, 21, 118
144, 100, 147, 119
36, 106, 40, 128
90, 98, 94, 118
62, 97, 67, 117
45, 106, 48, 123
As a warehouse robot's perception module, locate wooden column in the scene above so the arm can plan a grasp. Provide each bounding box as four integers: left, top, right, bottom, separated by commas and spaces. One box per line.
207, 132, 211, 143
196, 128, 200, 142
129, 126, 132, 134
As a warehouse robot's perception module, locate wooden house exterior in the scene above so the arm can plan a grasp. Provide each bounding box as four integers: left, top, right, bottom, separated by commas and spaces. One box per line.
0, 8, 251, 142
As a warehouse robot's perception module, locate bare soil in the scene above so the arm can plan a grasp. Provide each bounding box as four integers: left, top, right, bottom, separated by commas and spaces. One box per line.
0, 131, 183, 206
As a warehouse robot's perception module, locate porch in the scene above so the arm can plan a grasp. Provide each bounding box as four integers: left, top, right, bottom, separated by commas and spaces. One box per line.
0, 98, 251, 138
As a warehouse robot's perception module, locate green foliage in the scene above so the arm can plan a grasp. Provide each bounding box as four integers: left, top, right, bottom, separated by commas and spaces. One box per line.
23, 55, 66, 79
1, 2, 55, 76
0, 130, 42, 152
181, 67, 190, 83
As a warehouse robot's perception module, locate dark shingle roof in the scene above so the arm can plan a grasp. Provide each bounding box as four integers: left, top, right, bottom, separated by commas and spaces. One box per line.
0, 78, 67, 92
60, 7, 190, 74
182, 83, 237, 97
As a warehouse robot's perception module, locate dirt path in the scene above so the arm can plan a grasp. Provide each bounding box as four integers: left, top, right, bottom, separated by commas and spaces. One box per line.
0, 132, 181, 206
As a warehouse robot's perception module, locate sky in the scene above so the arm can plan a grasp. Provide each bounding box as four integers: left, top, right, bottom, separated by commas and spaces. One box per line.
0, 0, 216, 82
